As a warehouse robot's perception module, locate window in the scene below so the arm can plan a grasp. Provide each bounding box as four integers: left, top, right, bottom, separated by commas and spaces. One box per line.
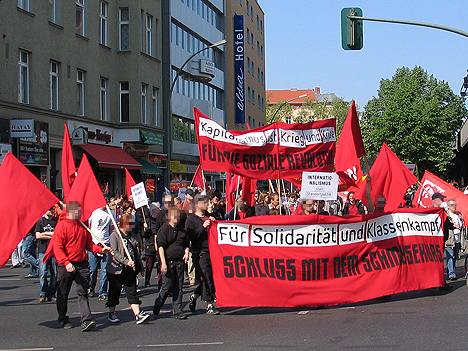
18, 0, 31, 11
100, 77, 108, 121
99, 1, 108, 46
76, 0, 85, 36
141, 84, 148, 124
50, 61, 59, 110
119, 8, 129, 50
50, 0, 60, 24
152, 87, 160, 127
120, 81, 129, 123
76, 70, 85, 116
145, 14, 153, 56
18, 50, 29, 104
247, 1, 253, 18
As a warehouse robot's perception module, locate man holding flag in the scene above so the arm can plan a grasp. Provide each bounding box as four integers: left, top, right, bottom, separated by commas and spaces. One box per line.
54, 201, 112, 331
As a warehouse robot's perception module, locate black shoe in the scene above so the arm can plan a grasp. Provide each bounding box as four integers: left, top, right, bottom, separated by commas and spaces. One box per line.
206, 304, 220, 315
59, 321, 73, 329
81, 320, 96, 332
136, 311, 150, 324
87, 289, 95, 297
450, 276, 458, 281
440, 283, 453, 291
189, 294, 197, 312
152, 303, 161, 315
173, 312, 187, 319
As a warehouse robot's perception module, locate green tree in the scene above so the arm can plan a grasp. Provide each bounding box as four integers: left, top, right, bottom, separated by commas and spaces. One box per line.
361, 66, 467, 177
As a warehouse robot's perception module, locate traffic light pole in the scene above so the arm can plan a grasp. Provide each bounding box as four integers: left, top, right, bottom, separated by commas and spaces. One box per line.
347, 15, 468, 39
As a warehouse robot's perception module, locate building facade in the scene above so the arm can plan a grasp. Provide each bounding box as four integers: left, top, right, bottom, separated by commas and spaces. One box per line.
162, 0, 227, 191
225, 0, 265, 131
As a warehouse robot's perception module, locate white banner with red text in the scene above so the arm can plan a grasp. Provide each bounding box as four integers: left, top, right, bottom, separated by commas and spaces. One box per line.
194, 108, 336, 179
209, 208, 446, 307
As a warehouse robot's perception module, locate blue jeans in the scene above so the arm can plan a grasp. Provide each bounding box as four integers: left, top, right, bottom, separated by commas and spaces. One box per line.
445, 244, 460, 279
23, 235, 39, 276
38, 252, 57, 298
87, 251, 109, 296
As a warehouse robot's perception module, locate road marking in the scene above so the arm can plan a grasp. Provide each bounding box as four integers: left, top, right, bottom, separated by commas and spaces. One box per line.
0, 348, 53, 351
298, 310, 309, 314
0, 278, 21, 281
137, 342, 224, 348
223, 307, 251, 315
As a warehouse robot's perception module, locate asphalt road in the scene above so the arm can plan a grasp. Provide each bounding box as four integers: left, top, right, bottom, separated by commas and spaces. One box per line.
1, 260, 468, 351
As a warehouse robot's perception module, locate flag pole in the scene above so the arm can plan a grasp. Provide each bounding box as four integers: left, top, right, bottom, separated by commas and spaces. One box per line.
201, 169, 207, 190
106, 205, 134, 269
233, 175, 241, 220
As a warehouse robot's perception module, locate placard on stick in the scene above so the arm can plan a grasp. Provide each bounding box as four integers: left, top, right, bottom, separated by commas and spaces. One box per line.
131, 182, 148, 209
300, 171, 338, 200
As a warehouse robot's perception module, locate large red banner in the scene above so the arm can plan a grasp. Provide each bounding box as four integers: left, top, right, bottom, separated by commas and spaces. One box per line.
209, 208, 445, 307
194, 108, 336, 179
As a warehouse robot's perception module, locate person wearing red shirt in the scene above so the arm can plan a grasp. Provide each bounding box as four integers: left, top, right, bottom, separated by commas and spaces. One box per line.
54, 201, 111, 331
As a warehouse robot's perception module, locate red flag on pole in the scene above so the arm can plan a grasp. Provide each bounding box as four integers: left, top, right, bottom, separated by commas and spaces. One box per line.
335, 101, 366, 191
61, 124, 76, 199
67, 154, 107, 221
414, 171, 468, 223
192, 165, 205, 189
125, 168, 136, 200
0, 153, 59, 267
241, 177, 257, 207
355, 143, 418, 211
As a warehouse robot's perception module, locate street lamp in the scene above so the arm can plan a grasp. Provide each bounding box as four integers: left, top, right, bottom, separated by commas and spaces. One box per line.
164, 39, 227, 191
271, 94, 308, 122
460, 70, 468, 97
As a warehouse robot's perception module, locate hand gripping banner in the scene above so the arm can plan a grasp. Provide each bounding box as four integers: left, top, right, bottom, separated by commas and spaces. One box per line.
194, 108, 336, 179
209, 208, 446, 307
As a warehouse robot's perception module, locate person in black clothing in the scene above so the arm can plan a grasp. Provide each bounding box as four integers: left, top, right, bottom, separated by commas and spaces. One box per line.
143, 204, 160, 288
207, 189, 225, 220
185, 194, 220, 315
35, 207, 58, 302
152, 207, 190, 319
228, 197, 255, 220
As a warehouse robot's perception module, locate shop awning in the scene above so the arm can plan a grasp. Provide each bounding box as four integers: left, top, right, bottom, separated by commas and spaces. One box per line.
136, 158, 162, 174
80, 144, 142, 170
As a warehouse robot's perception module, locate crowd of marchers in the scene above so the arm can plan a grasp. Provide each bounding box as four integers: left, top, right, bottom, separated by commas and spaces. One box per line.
8, 185, 465, 331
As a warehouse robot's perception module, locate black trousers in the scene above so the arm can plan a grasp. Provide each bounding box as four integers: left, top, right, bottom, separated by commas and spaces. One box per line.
106, 267, 141, 308
154, 260, 184, 314
56, 261, 92, 324
192, 251, 215, 303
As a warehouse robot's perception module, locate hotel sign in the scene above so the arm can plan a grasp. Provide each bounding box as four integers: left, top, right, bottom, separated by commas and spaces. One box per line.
234, 15, 245, 124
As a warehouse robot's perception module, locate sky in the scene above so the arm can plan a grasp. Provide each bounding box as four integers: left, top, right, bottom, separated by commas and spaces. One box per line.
259, 1, 468, 111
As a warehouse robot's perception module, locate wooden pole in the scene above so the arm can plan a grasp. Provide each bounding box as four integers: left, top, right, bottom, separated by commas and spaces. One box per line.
106, 205, 133, 268
233, 175, 241, 220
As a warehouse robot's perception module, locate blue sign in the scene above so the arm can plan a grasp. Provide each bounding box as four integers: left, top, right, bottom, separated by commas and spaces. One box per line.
234, 15, 245, 124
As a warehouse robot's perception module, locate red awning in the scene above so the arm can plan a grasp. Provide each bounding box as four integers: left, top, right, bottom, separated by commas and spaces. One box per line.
80, 144, 142, 170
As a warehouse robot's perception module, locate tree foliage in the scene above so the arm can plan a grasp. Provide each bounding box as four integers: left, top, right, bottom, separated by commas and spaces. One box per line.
361, 66, 467, 177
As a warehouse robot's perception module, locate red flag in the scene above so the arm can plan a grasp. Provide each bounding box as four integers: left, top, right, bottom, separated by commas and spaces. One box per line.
356, 143, 418, 211
0, 153, 59, 267
67, 154, 107, 221
192, 165, 205, 189
414, 171, 468, 223
225, 173, 239, 213
125, 168, 136, 200
241, 177, 257, 207
61, 124, 76, 199
335, 101, 366, 191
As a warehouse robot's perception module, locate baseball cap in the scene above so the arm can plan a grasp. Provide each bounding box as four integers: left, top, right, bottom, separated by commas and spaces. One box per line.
431, 193, 446, 200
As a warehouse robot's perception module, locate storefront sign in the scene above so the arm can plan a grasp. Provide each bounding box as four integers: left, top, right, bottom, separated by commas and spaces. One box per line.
19, 121, 48, 165
200, 59, 215, 77
234, 15, 245, 124
140, 130, 164, 146
0, 143, 12, 164
123, 143, 149, 159
170, 160, 181, 172
69, 121, 116, 146
10, 119, 34, 138
149, 153, 167, 169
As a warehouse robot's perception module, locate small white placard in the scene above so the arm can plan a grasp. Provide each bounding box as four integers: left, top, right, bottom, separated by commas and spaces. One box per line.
131, 182, 148, 209
300, 171, 338, 200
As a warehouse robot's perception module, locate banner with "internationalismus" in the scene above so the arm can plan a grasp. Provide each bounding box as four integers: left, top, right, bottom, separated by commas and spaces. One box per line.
209, 208, 446, 307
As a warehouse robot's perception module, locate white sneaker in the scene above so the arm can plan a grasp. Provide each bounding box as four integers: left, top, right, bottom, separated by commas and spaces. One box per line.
135, 311, 150, 324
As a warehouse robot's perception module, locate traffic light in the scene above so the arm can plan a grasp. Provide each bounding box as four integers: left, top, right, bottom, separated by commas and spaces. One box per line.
341, 8, 363, 50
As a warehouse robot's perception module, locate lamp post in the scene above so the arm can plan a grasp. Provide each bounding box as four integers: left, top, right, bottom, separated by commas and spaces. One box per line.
164, 39, 227, 192
271, 94, 308, 123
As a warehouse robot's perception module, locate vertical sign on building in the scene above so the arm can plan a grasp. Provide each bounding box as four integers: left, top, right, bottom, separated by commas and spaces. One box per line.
234, 15, 245, 124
